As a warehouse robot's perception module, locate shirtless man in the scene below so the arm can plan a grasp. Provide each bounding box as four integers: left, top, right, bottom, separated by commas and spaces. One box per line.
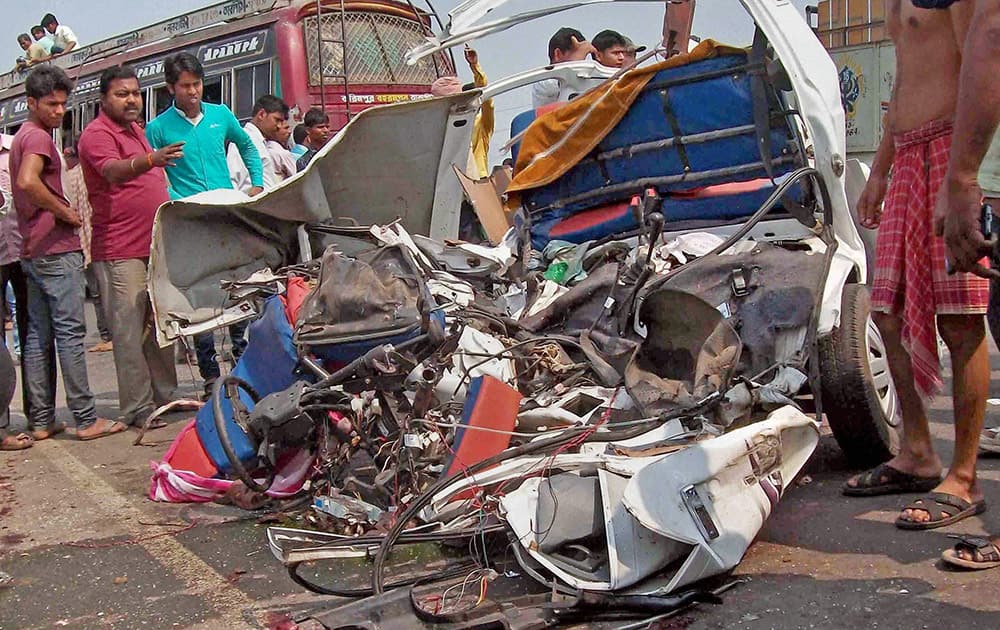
843, 0, 993, 533
931, 0, 1000, 570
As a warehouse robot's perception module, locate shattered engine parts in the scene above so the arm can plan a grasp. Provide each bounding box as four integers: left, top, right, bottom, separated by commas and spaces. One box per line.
154, 209, 833, 624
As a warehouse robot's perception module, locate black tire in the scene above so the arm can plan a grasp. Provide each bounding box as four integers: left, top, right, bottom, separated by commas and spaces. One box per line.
819, 283, 900, 467
212, 375, 273, 493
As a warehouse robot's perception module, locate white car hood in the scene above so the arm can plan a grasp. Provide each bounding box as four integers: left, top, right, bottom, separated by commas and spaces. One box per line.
148, 91, 479, 344
406, 0, 666, 65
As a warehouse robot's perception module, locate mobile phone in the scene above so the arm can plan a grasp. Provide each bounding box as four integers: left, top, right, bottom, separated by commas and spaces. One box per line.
945, 203, 994, 274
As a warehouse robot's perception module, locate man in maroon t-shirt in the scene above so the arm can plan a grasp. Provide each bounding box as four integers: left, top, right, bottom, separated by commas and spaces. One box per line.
10, 66, 122, 441
78, 65, 185, 428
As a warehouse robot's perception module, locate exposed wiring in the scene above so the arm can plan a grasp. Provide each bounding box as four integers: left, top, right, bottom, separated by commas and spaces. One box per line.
413, 418, 555, 439
446, 336, 587, 401
439, 568, 487, 612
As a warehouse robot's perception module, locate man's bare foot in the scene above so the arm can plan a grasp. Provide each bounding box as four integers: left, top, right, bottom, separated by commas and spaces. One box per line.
75, 418, 127, 441
844, 451, 943, 490
899, 476, 984, 524
0, 433, 33, 451
30, 422, 66, 441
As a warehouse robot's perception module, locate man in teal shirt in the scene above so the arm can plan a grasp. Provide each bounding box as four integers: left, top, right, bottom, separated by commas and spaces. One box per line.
146, 52, 264, 199
146, 52, 263, 398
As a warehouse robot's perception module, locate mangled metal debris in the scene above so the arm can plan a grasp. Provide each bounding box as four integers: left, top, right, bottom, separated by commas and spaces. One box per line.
142, 0, 899, 625
150, 208, 824, 622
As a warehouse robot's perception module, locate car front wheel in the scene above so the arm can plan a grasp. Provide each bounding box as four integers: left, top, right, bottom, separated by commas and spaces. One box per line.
819, 283, 901, 467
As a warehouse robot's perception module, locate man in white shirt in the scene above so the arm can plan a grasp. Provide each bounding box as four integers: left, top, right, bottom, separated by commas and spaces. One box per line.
267, 118, 296, 182
227, 95, 289, 193
40, 14, 77, 56
531, 28, 596, 109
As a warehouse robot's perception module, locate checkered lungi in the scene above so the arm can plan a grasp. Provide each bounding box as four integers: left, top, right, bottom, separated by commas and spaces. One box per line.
870, 118, 989, 401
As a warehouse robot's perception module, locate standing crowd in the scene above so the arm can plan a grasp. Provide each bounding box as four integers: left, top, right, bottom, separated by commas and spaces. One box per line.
0, 52, 332, 450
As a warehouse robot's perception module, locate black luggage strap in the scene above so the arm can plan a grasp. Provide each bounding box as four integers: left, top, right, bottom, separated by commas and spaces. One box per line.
592, 143, 613, 184
747, 27, 816, 225
659, 89, 691, 175
749, 27, 774, 181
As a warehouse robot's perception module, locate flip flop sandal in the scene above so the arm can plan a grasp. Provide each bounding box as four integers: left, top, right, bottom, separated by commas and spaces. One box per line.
1, 432, 34, 451
75, 420, 128, 442
31, 422, 66, 441
895, 492, 987, 530
941, 534, 1000, 570
842, 463, 942, 497
980, 427, 1000, 454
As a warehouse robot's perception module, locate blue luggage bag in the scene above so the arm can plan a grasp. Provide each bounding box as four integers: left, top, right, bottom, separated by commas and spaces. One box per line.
195, 296, 300, 474
518, 51, 806, 249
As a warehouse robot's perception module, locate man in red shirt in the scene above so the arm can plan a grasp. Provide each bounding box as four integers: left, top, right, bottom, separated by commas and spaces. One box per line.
78, 66, 185, 429
11, 66, 121, 441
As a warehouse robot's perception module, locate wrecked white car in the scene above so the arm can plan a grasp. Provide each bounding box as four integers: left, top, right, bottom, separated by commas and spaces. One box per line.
145, 0, 899, 621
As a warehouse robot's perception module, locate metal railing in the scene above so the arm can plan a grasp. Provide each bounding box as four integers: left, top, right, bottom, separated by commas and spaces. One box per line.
303, 11, 445, 86
816, 21, 888, 48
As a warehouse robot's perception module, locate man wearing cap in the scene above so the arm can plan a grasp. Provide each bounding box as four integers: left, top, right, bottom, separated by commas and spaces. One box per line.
623, 36, 647, 66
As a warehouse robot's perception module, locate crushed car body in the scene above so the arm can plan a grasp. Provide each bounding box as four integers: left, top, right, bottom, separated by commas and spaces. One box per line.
144, 0, 901, 625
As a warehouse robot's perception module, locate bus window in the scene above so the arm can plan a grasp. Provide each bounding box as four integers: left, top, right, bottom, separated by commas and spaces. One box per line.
203, 74, 226, 107
153, 86, 172, 117
78, 101, 99, 133
234, 62, 271, 121
61, 109, 75, 151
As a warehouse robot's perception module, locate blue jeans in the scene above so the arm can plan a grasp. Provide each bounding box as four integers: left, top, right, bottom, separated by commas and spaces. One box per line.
0, 261, 47, 431
22, 251, 98, 430
5, 281, 18, 354
194, 321, 248, 382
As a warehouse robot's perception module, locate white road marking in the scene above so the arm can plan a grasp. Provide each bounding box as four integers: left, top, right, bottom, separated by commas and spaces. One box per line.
43, 440, 259, 629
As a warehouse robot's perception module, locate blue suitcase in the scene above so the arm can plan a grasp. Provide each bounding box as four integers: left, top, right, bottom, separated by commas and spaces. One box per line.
518, 51, 805, 248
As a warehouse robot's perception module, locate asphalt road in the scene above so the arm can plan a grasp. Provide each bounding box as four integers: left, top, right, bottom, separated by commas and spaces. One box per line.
2, 304, 1000, 629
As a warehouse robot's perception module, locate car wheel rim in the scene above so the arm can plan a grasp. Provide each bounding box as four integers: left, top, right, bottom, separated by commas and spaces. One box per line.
865, 315, 900, 427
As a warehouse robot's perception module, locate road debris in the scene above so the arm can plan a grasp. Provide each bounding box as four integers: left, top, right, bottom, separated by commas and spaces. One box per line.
136, 6, 883, 624
147, 210, 825, 625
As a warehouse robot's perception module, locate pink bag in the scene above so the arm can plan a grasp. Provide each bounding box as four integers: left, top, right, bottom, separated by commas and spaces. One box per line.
149, 420, 314, 503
